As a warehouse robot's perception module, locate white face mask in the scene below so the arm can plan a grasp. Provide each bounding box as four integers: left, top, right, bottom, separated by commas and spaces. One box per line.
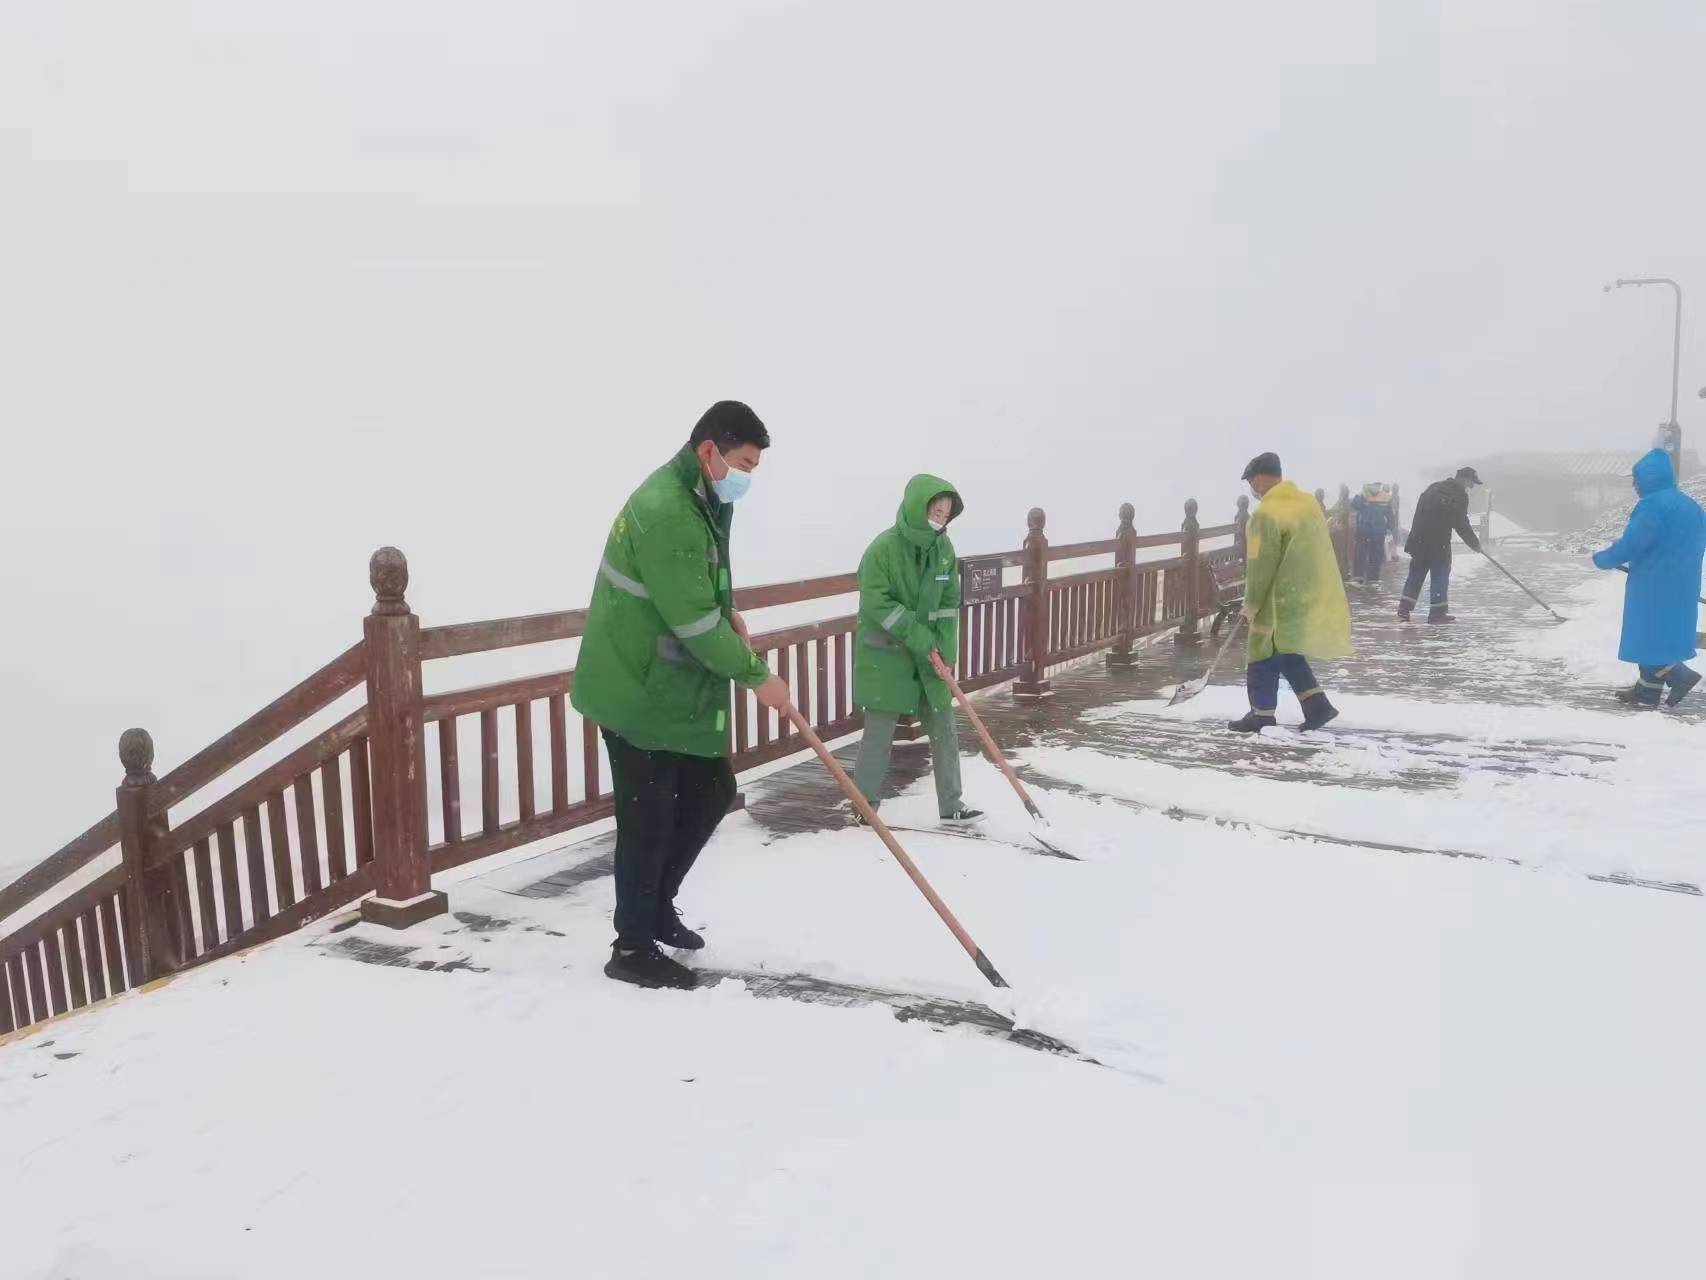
928, 518, 947, 532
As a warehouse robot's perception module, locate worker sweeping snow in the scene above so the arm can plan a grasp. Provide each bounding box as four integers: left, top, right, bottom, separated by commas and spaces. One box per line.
1591, 448, 1706, 708
1228, 452, 1353, 733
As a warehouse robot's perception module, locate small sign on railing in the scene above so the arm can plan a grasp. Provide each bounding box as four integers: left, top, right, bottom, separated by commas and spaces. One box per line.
960, 556, 1004, 605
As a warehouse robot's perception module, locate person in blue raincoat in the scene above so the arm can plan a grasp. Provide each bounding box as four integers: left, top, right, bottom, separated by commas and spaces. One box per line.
1591, 449, 1706, 707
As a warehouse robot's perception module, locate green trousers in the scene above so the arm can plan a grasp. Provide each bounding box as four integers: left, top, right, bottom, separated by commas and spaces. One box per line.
851, 705, 964, 817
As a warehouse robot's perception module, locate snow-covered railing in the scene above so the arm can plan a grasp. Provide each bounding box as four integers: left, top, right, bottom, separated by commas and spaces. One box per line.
0, 494, 1247, 1038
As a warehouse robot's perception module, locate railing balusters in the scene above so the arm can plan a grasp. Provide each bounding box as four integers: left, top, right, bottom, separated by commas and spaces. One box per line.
42, 933, 68, 1016
437, 717, 462, 845
62, 921, 88, 1009
169, 857, 195, 961
193, 839, 218, 954
350, 736, 375, 868
0, 960, 15, 1033
549, 695, 569, 816
321, 760, 348, 884
267, 790, 296, 911
582, 718, 600, 805
217, 823, 244, 938
479, 708, 500, 834
81, 906, 107, 1002
243, 806, 270, 924
793, 642, 810, 730
292, 776, 323, 896
515, 701, 535, 822
835, 633, 849, 722
814, 639, 829, 728
98, 896, 127, 992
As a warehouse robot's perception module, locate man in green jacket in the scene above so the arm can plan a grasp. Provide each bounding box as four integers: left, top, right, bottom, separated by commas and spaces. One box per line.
849, 474, 983, 825
572, 401, 790, 990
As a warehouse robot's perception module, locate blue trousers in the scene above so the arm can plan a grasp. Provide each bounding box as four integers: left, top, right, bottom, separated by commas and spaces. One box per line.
1353, 531, 1385, 581
1401, 551, 1451, 614
1247, 652, 1325, 714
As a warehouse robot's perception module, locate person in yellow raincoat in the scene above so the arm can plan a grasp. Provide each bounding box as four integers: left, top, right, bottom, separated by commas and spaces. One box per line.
1229, 452, 1353, 733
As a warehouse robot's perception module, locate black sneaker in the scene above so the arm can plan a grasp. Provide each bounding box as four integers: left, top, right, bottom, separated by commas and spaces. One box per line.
941, 807, 985, 825
1227, 711, 1277, 733
655, 908, 705, 951
1396, 604, 1413, 623
1427, 613, 1458, 624
604, 943, 698, 990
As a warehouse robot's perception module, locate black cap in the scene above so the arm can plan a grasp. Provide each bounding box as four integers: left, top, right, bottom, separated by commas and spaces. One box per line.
1455, 466, 1482, 487
1242, 452, 1282, 482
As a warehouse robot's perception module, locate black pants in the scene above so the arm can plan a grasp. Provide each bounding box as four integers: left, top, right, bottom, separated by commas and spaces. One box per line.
602, 730, 736, 949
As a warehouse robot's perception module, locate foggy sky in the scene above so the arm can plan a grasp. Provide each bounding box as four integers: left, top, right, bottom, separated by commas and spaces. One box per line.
2, 0, 1702, 867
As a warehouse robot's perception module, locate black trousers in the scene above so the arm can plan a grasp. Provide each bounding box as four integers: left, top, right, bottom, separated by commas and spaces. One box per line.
602, 730, 736, 949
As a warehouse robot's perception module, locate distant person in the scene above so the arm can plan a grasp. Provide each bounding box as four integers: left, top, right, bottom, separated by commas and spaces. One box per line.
1399, 467, 1482, 623
1229, 452, 1353, 733
573, 401, 792, 990
1351, 483, 1396, 584
850, 475, 983, 825
1592, 448, 1706, 708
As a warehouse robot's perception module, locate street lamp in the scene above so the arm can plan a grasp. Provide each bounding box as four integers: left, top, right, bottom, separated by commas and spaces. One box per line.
1605, 276, 1684, 476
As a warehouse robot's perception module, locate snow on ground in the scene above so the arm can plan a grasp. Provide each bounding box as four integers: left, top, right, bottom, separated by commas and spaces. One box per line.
7, 556, 1706, 1279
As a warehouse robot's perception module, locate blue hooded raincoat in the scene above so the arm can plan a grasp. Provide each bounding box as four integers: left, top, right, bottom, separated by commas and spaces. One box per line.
1591, 449, 1706, 665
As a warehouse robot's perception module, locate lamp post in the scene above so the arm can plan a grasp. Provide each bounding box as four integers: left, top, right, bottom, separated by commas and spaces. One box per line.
1605, 277, 1683, 477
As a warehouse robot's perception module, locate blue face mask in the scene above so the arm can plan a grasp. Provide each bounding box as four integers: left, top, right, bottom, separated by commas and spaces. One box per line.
710, 452, 752, 502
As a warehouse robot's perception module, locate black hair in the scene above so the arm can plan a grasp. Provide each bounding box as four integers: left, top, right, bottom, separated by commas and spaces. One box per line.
690, 401, 770, 451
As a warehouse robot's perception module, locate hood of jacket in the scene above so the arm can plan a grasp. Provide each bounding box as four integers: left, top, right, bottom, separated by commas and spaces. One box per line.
896, 473, 963, 548
1633, 447, 1676, 498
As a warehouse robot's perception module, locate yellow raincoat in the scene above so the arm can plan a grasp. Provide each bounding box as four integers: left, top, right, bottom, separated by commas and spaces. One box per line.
1245, 480, 1353, 662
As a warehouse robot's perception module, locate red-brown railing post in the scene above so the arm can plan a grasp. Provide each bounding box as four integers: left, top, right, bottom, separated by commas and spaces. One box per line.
1177, 497, 1202, 647
1107, 502, 1139, 667
1013, 507, 1051, 701
359, 548, 447, 929
1234, 493, 1251, 601
115, 728, 183, 982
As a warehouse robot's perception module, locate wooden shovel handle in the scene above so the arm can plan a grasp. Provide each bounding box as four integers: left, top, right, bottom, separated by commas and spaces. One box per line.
780, 702, 1007, 987
929, 651, 1044, 822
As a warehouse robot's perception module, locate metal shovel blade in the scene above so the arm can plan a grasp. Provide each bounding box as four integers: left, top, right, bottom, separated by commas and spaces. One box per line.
1167, 674, 1210, 707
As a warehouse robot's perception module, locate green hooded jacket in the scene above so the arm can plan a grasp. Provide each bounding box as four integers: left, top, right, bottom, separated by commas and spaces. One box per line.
571, 445, 770, 758
853, 474, 964, 716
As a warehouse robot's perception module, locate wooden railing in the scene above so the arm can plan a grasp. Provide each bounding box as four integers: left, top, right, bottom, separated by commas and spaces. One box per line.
0, 493, 1249, 1037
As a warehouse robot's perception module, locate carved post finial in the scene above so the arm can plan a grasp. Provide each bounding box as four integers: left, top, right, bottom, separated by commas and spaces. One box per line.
369, 547, 410, 616
1182, 497, 1200, 529
1026, 506, 1046, 534
1237, 493, 1250, 514
1118, 501, 1135, 530
118, 727, 155, 783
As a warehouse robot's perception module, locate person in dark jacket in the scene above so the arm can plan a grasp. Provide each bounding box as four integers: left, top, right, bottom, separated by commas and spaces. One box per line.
1592, 449, 1706, 707
1399, 467, 1482, 622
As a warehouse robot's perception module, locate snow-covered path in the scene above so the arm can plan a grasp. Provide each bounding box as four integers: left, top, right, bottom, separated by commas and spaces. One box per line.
5, 549, 1705, 1279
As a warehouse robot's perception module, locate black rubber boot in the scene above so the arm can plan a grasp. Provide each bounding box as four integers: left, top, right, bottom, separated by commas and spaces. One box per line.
604, 942, 699, 990
1396, 602, 1413, 622
1427, 609, 1457, 624
1664, 666, 1701, 707
1301, 696, 1340, 731
655, 908, 705, 951
1615, 684, 1661, 708
1227, 711, 1277, 734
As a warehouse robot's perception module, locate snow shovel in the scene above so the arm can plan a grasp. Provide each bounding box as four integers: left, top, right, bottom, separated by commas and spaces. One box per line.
780, 701, 1011, 989
1617, 564, 1706, 606
928, 651, 1072, 858
1477, 549, 1567, 621
1167, 614, 1247, 707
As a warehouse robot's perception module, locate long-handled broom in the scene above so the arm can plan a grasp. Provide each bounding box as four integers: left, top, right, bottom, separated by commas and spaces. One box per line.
928, 651, 1072, 858
1167, 614, 1248, 707
1478, 549, 1568, 621
780, 702, 1011, 989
